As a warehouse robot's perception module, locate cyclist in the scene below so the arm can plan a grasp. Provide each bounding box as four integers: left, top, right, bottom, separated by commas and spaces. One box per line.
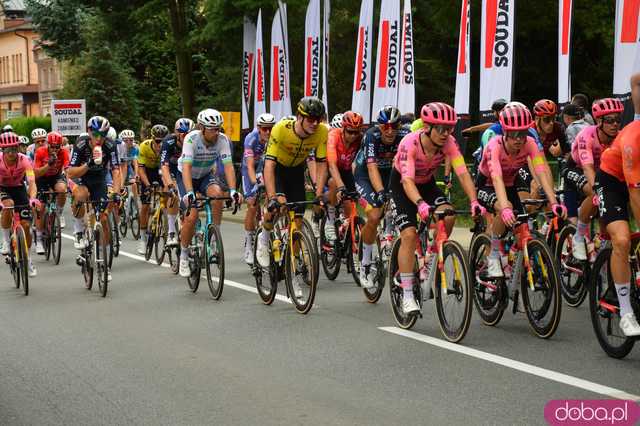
254, 97, 328, 271
330, 113, 344, 129
532, 99, 568, 158
18, 136, 29, 155
241, 112, 276, 264
137, 124, 169, 255
117, 129, 140, 203
27, 128, 47, 161
596, 120, 640, 336
2, 124, 14, 133
177, 109, 241, 277
354, 105, 409, 287
571, 93, 595, 125
160, 118, 195, 246
33, 131, 69, 253
566, 98, 625, 260
67, 116, 121, 281
560, 103, 589, 222
0, 132, 39, 277
476, 104, 566, 278
324, 111, 365, 243
392, 103, 484, 314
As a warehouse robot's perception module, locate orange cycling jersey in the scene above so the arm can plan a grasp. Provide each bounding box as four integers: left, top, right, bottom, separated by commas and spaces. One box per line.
600, 121, 640, 187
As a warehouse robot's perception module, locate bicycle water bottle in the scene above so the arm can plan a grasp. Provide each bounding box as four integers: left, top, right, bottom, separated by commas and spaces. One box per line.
272, 238, 282, 262
635, 270, 640, 288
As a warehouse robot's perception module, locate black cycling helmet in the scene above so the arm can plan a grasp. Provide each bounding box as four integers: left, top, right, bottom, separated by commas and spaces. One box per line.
296, 96, 326, 119
491, 98, 508, 113
376, 106, 401, 124
150, 124, 169, 140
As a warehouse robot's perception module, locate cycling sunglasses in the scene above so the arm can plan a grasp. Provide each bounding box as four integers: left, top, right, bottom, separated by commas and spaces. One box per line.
380, 123, 400, 131
3, 146, 18, 153
434, 125, 454, 134
92, 130, 107, 138
344, 128, 362, 136
505, 130, 528, 140
541, 116, 555, 124
602, 115, 622, 125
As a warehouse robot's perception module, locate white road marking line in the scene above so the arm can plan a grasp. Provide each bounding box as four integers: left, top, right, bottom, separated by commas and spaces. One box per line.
379, 326, 640, 401
61, 233, 291, 304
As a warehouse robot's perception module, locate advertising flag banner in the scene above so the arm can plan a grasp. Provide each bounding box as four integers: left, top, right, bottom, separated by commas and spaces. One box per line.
371, 0, 401, 122
479, 0, 516, 118
397, 0, 415, 115
270, 4, 292, 120
351, 0, 374, 122
254, 9, 267, 124
304, 0, 321, 98
322, 0, 330, 114
454, 0, 471, 115
613, 0, 640, 97
558, 0, 573, 104
242, 16, 256, 129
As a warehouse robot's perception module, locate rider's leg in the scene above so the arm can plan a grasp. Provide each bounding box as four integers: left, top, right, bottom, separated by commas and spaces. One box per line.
607, 220, 633, 316
361, 207, 381, 266
72, 185, 89, 235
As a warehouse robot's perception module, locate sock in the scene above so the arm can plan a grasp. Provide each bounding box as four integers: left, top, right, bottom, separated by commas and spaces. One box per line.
180, 245, 189, 260
576, 220, 589, 239
141, 229, 147, 242
362, 243, 374, 266
73, 217, 85, 234
615, 283, 633, 317
327, 205, 336, 224
400, 272, 414, 298
259, 229, 270, 245
245, 230, 255, 247
2, 227, 10, 243
490, 236, 501, 258
168, 214, 177, 234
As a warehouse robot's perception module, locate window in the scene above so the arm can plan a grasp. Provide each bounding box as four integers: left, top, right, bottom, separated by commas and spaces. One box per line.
17, 53, 23, 83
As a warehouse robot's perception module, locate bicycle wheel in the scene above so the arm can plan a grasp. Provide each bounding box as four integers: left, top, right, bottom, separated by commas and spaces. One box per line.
588, 247, 635, 358
16, 226, 29, 296
520, 238, 562, 339
144, 227, 155, 262
169, 218, 180, 274
205, 223, 225, 300
319, 215, 340, 280
186, 236, 201, 293
118, 204, 128, 238
154, 211, 167, 265
9, 233, 19, 288
51, 212, 62, 265
285, 229, 317, 314
434, 241, 473, 343
253, 228, 278, 305
349, 217, 365, 286
469, 233, 506, 326
110, 211, 120, 258
130, 199, 141, 240
94, 224, 109, 297
302, 217, 319, 281
363, 231, 385, 304
82, 234, 94, 290
555, 224, 588, 307
44, 212, 52, 261
387, 238, 419, 329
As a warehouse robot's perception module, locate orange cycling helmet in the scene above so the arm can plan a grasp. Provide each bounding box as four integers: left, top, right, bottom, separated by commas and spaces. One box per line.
499, 104, 533, 131
47, 131, 64, 147
591, 98, 624, 119
0, 132, 20, 148
341, 111, 364, 129
533, 99, 557, 117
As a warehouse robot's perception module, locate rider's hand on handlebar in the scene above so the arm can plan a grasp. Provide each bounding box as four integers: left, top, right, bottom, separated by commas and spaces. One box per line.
267, 197, 281, 213
470, 199, 486, 217
417, 200, 431, 221
551, 203, 568, 220
182, 191, 195, 207
500, 207, 516, 227
373, 190, 387, 208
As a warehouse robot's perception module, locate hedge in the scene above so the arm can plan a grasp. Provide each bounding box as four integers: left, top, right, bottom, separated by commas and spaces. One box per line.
1, 116, 51, 140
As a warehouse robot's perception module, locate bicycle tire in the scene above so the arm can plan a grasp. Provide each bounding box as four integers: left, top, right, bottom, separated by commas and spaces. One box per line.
388, 238, 419, 329
302, 217, 319, 281
363, 223, 385, 304
16, 226, 29, 296
319, 215, 341, 280
349, 217, 365, 286
144, 229, 155, 262
130, 200, 141, 240
588, 247, 635, 358
110, 211, 120, 258
520, 238, 562, 339
154, 211, 167, 265
186, 236, 201, 292
285, 229, 317, 314
44, 212, 52, 261
253, 228, 278, 305
95, 224, 108, 297
469, 233, 506, 326
83, 232, 94, 291
9, 232, 19, 288
52, 212, 62, 265
555, 224, 588, 307
205, 223, 225, 300
118, 205, 128, 238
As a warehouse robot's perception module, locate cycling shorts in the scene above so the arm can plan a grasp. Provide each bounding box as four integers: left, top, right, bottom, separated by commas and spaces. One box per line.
355, 167, 391, 208
0, 185, 32, 220
595, 170, 629, 227
390, 169, 448, 232
274, 163, 307, 215
476, 173, 525, 216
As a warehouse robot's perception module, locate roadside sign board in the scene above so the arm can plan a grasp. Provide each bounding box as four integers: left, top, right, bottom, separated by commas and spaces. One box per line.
51, 99, 86, 136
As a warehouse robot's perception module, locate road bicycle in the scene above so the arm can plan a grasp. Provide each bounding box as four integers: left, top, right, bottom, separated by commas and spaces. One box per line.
117, 184, 140, 240
144, 183, 178, 271
2, 204, 30, 295
75, 200, 110, 297
388, 209, 473, 343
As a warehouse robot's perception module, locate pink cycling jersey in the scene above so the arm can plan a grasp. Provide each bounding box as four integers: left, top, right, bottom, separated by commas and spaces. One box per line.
393, 131, 468, 184
0, 153, 34, 187
478, 136, 546, 187
571, 125, 603, 169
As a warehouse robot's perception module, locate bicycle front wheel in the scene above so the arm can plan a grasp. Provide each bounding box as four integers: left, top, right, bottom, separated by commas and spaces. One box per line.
110, 211, 120, 258
186, 238, 201, 293
469, 233, 505, 326
434, 241, 472, 343
302, 217, 319, 282
95, 224, 109, 297
555, 224, 588, 307
16, 226, 29, 295
388, 238, 418, 330
205, 223, 225, 300
319, 215, 340, 280
521, 238, 562, 338
52, 212, 62, 265
285, 229, 317, 314
253, 228, 278, 305
154, 211, 167, 265
44, 212, 52, 261
130, 200, 140, 240
349, 217, 364, 286
118, 205, 128, 238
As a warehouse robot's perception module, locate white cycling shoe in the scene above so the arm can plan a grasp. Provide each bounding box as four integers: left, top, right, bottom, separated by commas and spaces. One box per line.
619, 313, 640, 337
487, 256, 504, 278
255, 237, 271, 268
179, 258, 191, 278
571, 235, 587, 261
402, 295, 420, 315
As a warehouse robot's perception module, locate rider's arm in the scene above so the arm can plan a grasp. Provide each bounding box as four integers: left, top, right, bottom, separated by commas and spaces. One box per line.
161, 164, 173, 188
447, 145, 477, 202
223, 162, 236, 193
138, 165, 150, 187
367, 163, 384, 193
583, 163, 596, 189
528, 143, 559, 205
486, 142, 511, 209
111, 166, 122, 195
33, 150, 49, 178
66, 147, 88, 179
246, 157, 257, 185
119, 163, 128, 187
264, 159, 276, 199
462, 122, 492, 135
629, 189, 640, 226
24, 162, 36, 199
314, 160, 328, 198
327, 132, 344, 188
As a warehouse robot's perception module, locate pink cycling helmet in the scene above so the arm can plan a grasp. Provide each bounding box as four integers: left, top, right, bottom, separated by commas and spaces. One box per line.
0, 132, 20, 148
499, 104, 533, 131
420, 102, 458, 126
591, 98, 624, 119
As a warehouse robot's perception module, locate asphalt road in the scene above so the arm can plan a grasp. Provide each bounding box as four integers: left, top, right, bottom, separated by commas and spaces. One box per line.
0, 212, 639, 425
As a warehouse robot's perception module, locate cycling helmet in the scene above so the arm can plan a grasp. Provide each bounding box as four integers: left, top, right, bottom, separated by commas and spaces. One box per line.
150, 124, 169, 139
87, 116, 110, 133
107, 126, 117, 141
2, 124, 14, 133
330, 113, 344, 129
591, 98, 624, 119
505, 101, 527, 109
491, 98, 508, 113
499, 104, 533, 131
19, 136, 30, 145
341, 111, 364, 129
377, 106, 401, 124
282, 115, 296, 121
296, 96, 326, 119
174, 118, 195, 134
119, 129, 135, 140
31, 128, 47, 140
533, 99, 557, 117
421, 102, 458, 126
47, 131, 64, 147
197, 109, 224, 128
256, 113, 276, 127
0, 132, 20, 148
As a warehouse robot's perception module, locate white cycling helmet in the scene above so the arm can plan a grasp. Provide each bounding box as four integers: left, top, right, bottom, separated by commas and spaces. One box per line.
256, 113, 276, 127
119, 129, 135, 140
330, 113, 344, 129
87, 115, 110, 133
505, 101, 527, 109
107, 126, 117, 141
31, 128, 47, 139
281, 115, 296, 121
197, 108, 223, 128
19, 136, 30, 145
175, 118, 195, 133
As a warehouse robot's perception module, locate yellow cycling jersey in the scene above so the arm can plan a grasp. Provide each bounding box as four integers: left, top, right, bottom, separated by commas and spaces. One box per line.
138, 139, 160, 169
265, 118, 328, 167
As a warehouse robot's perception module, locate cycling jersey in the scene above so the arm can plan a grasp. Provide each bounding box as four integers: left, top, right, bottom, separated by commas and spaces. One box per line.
34, 146, 70, 177
599, 121, 640, 187
394, 131, 467, 184
354, 126, 410, 173
565, 119, 589, 146
481, 123, 542, 150
117, 140, 139, 163
265, 118, 328, 167
243, 129, 266, 162
138, 139, 161, 169
27, 142, 46, 162
178, 130, 232, 180
69, 136, 119, 179
533, 122, 569, 156
327, 128, 361, 171
570, 125, 604, 169
478, 136, 546, 187
0, 153, 34, 187
160, 135, 182, 175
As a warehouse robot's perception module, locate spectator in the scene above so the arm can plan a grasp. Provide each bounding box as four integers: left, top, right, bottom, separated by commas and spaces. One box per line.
562, 103, 589, 147
571, 93, 595, 125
